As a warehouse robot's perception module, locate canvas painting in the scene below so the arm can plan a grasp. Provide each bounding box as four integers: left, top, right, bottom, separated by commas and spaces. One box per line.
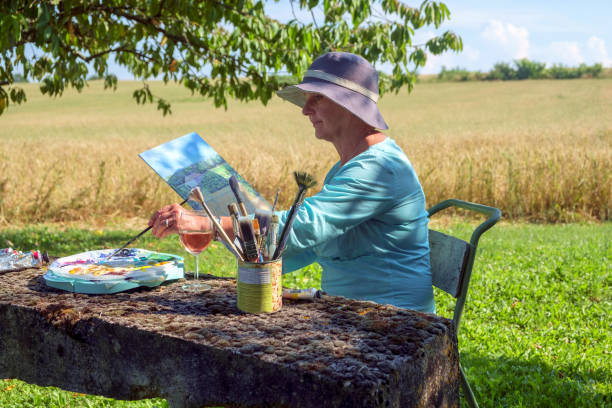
139, 132, 271, 216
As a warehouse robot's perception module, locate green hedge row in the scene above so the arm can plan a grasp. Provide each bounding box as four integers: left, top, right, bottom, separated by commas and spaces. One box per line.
437, 59, 604, 81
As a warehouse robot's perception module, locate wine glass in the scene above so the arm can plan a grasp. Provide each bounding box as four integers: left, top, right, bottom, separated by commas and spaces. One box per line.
177, 210, 214, 292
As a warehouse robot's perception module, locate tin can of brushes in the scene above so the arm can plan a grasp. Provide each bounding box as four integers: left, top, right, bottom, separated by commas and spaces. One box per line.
236, 258, 282, 314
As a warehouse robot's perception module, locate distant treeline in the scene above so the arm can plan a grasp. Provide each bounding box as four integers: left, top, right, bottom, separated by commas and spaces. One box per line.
436, 59, 605, 82
12, 61, 606, 85
12, 74, 28, 82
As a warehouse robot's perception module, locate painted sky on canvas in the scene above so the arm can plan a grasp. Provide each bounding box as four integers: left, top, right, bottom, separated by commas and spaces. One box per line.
139, 132, 217, 180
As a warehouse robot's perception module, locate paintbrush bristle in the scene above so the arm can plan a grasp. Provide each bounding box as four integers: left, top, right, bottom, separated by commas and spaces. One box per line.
238, 217, 255, 241
238, 216, 259, 261
229, 175, 241, 197
189, 187, 206, 205
293, 171, 317, 189
255, 209, 272, 235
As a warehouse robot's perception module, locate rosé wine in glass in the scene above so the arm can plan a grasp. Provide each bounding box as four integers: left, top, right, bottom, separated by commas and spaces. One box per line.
177, 211, 214, 292
179, 231, 214, 255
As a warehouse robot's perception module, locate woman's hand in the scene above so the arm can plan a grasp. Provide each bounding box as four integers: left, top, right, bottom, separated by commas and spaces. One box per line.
148, 203, 186, 238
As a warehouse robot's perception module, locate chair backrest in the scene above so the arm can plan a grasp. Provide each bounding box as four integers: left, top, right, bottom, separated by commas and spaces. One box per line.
429, 230, 472, 298
427, 199, 501, 330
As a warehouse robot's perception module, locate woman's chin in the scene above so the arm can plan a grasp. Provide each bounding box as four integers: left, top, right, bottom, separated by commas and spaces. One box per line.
314, 128, 330, 141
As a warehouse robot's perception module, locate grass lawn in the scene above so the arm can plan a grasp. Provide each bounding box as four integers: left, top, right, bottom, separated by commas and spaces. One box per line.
0, 221, 610, 407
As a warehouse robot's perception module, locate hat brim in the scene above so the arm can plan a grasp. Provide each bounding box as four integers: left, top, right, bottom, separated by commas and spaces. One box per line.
276, 79, 389, 130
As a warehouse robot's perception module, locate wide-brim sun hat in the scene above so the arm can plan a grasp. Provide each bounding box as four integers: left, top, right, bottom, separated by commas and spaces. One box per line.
276, 52, 389, 130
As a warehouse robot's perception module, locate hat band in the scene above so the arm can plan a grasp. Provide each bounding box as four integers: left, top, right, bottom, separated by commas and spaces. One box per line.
304, 70, 379, 102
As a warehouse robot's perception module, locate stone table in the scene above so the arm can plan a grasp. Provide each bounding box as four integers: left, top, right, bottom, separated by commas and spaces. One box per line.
0, 266, 459, 408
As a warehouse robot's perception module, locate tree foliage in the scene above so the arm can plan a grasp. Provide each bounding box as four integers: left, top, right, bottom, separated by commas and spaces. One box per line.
0, 0, 462, 115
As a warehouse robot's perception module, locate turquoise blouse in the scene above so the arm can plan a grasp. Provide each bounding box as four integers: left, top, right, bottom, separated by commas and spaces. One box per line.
277, 138, 435, 313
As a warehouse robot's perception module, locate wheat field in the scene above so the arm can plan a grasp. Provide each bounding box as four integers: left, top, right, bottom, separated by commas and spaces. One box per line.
0, 78, 610, 226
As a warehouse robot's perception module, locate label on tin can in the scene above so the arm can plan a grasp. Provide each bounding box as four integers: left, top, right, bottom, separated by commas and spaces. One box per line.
236, 259, 282, 314
238, 265, 271, 284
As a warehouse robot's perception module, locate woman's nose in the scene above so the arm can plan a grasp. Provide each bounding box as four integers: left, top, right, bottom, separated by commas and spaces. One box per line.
302, 99, 313, 116
302, 94, 318, 116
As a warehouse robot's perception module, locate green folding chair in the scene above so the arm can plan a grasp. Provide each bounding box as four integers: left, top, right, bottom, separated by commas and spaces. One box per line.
427, 199, 501, 408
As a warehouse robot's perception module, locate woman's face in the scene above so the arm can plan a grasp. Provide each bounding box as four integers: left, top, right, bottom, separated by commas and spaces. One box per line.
301, 93, 353, 142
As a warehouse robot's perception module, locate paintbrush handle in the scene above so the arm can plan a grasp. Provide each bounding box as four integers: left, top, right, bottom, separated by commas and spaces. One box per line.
273, 188, 307, 260
107, 226, 151, 259
229, 175, 249, 216
198, 200, 245, 262
123, 226, 151, 247
238, 202, 248, 217
107, 197, 189, 260
228, 203, 241, 237
271, 187, 281, 212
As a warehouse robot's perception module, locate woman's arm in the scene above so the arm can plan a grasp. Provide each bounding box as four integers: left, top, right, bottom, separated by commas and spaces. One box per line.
148, 203, 235, 242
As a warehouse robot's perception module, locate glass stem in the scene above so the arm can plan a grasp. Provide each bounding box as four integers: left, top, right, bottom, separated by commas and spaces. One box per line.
195, 254, 199, 280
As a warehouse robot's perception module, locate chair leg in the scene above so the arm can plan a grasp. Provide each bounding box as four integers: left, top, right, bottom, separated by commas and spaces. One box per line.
459, 364, 479, 408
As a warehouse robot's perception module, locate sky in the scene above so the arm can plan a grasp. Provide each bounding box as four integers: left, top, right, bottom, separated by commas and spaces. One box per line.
108, 1, 612, 79
413, 0, 612, 74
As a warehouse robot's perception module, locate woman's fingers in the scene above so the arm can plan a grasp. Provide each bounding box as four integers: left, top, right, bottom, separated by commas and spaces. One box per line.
150, 203, 184, 238
148, 204, 173, 226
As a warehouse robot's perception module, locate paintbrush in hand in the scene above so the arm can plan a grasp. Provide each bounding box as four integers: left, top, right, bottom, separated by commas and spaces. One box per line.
107, 196, 189, 260
229, 175, 248, 216
273, 171, 317, 260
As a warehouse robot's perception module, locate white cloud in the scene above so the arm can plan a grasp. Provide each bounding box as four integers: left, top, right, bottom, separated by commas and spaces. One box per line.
586, 36, 612, 67
463, 45, 481, 62
481, 20, 530, 59
546, 41, 584, 66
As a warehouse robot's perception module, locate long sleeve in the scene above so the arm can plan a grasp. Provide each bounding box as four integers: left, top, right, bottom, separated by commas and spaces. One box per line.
278, 161, 396, 250
276, 138, 435, 313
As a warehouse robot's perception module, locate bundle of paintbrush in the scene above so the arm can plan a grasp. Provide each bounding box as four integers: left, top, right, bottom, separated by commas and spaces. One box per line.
226, 176, 269, 263
226, 173, 315, 263
229, 209, 272, 262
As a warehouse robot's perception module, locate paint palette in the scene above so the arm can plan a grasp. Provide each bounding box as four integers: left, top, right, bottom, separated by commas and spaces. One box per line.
43, 248, 184, 294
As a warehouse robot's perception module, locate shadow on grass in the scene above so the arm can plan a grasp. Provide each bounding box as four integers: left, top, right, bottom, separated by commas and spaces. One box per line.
460, 352, 610, 407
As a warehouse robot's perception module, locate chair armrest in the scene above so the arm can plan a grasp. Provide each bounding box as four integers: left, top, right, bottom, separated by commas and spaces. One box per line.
427, 199, 501, 249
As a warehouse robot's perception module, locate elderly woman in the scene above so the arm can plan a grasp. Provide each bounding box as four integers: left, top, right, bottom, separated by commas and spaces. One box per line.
150, 52, 434, 313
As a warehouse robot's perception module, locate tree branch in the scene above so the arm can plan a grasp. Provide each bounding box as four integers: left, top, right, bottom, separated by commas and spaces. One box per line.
71, 46, 156, 63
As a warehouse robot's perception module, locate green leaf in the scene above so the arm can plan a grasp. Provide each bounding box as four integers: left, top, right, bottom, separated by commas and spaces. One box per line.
0, 0, 461, 116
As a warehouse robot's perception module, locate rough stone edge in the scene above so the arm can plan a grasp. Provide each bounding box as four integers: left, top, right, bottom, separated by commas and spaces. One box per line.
1, 303, 459, 407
